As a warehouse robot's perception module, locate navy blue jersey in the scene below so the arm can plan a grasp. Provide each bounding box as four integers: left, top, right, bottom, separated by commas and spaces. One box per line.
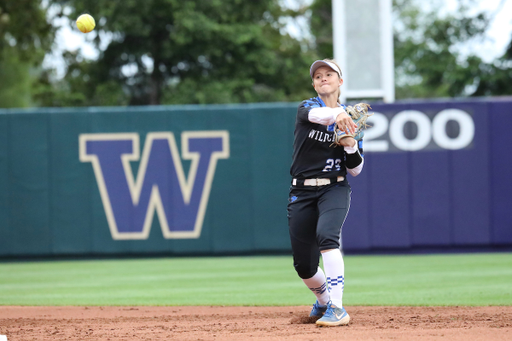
290, 97, 363, 179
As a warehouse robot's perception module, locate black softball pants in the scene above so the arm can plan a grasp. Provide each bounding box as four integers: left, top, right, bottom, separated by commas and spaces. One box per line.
287, 181, 351, 279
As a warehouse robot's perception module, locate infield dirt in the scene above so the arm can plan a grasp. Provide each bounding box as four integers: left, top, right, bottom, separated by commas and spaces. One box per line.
0, 306, 511, 340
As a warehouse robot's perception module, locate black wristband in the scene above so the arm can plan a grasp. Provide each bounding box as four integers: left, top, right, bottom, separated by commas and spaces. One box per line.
345, 149, 363, 169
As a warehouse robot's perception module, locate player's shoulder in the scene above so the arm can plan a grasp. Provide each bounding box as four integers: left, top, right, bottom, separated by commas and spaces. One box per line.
299, 97, 322, 109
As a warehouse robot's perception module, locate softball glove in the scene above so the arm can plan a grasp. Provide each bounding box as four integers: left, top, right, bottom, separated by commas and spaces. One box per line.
331, 103, 373, 146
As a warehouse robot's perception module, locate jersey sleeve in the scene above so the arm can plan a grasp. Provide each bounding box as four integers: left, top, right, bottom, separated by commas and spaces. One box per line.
309, 107, 343, 125
298, 99, 347, 126
297, 99, 321, 124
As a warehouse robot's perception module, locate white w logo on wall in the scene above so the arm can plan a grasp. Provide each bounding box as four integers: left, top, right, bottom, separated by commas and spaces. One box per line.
79, 131, 230, 240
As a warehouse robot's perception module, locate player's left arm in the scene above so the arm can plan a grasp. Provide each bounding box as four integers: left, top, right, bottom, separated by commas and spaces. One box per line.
344, 139, 364, 177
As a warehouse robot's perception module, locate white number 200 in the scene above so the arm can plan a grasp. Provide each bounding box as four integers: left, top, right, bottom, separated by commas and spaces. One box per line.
364, 109, 475, 152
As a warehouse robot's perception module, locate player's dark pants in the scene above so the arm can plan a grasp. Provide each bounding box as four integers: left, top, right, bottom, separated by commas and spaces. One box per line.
287, 181, 351, 279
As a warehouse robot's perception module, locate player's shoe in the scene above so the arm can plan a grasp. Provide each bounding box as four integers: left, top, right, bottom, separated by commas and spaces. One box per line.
309, 300, 327, 317
315, 301, 350, 326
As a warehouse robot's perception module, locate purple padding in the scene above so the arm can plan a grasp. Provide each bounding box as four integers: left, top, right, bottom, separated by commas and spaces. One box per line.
450, 102, 491, 245
368, 152, 411, 248
410, 150, 451, 246
343, 160, 371, 250
489, 101, 512, 244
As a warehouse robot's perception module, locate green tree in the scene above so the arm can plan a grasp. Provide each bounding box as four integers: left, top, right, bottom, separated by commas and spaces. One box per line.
393, 0, 489, 98
308, 0, 510, 99
308, 0, 333, 60
0, 0, 54, 108
44, 0, 317, 106
472, 36, 512, 96
0, 47, 31, 107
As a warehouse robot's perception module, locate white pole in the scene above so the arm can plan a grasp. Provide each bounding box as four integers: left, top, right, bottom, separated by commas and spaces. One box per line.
332, 0, 394, 103
380, 0, 395, 102
332, 0, 347, 103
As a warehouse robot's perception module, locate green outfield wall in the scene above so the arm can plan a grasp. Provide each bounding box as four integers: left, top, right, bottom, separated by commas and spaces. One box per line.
0, 104, 296, 257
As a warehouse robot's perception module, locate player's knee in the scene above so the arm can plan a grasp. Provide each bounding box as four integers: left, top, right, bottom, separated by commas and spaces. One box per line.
294, 263, 317, 279
317, 236, 340, 251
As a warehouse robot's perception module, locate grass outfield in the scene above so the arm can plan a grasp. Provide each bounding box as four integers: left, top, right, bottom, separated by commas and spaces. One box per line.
0, 253, 511, 306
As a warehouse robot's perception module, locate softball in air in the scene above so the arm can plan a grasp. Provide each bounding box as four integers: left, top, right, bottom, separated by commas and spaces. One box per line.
76, 14, 95, 33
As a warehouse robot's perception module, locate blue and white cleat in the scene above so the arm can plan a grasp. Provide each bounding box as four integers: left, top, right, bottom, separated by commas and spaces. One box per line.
315, 301, 350, 326
309, 300, 327, 318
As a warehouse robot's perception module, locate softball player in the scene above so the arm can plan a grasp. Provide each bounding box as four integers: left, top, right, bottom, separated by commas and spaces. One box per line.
287, 59, 364, 326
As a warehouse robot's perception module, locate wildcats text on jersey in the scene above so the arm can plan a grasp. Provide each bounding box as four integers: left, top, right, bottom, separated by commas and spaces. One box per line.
79, 131, 230, 240
309, 129, 334, 143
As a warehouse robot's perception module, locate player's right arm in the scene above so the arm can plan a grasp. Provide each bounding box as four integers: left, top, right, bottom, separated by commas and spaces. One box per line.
309, 107, 346, 126
297, 99, 337, 124
298, 100, 357, 134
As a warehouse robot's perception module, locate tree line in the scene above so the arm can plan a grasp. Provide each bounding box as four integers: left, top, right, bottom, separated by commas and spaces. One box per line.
0, 0, 510, 108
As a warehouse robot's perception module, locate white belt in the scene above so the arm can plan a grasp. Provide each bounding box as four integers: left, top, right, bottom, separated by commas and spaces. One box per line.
292, 176, 344, 186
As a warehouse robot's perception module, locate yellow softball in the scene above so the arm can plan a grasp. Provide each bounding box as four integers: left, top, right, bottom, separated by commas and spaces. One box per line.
76, 14, 95, 33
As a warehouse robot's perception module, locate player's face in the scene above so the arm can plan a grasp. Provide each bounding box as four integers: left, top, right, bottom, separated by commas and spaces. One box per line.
312, 66, 343, 96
